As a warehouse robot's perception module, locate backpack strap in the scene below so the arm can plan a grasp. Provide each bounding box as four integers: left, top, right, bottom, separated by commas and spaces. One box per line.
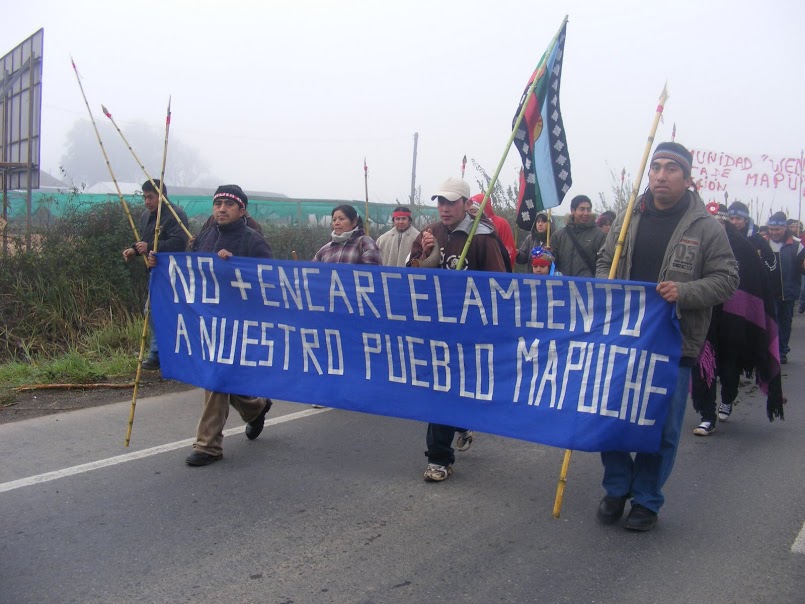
564, 227, 596, 274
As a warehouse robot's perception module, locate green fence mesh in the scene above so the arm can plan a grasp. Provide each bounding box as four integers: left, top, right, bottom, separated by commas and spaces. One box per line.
1, 191, 440, 229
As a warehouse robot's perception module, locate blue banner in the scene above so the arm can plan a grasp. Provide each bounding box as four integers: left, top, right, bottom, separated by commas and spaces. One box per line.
150, 255, 682, 453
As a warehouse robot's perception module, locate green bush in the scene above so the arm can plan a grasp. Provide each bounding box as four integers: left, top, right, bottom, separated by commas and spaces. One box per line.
0, 200, 147, 362
261, 223, 333, 261
0, 201, 368, 363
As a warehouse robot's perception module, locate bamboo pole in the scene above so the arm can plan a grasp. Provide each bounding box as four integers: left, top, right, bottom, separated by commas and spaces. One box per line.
101, 104, 192, 240
456, 16, 568, 271
552, 83, 670, 518
364, 158, 370, 236
69, 57, 142, 245
125, 97, 172, 447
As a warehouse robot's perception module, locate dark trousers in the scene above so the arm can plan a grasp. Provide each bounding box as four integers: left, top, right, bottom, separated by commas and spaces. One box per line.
425, 423, 466, 466
691, 356, 740, 423
775, 298, 795, 357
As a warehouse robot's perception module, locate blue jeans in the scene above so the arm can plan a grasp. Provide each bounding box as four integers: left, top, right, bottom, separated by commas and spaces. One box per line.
775, 299, 794, 357
145, 301, 159, 359
600, 365, 692, 514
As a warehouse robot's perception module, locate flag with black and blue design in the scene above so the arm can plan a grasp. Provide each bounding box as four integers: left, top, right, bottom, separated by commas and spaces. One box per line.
513, 21, 572, 231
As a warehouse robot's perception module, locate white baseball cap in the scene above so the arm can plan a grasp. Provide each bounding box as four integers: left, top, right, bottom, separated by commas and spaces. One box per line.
431, 177, 471, 202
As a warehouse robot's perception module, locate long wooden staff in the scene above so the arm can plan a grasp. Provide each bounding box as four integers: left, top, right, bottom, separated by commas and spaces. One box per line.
456, 16, 568, 270
69, 57, 142, 247
552, 83, 669, 518
125, 97, 172, 447
101, 104, 192, 240
364, 158, 370, 236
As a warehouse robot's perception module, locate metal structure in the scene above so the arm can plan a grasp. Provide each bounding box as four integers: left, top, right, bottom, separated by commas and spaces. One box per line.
1, 28, 43, 248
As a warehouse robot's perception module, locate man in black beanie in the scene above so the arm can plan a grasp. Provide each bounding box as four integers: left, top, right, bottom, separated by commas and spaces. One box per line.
596, 142, 738, 531
766, 211, 805, 362
148, 184, 274, 466
193, 184, 263, 243
122, 180, 190, 370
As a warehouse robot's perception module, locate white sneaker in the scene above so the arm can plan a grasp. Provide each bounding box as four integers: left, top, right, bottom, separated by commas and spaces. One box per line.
455, 430, 474, 452
423, 463, 453, 482
693, 421, 716, 436
718, 403, 732, 422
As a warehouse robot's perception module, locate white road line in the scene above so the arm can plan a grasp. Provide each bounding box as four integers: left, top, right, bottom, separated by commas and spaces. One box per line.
0, 407, 329, 495
793, 520, 805, 554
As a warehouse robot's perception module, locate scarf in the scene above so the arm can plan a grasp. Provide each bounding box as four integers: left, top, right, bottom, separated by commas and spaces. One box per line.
696, 223, 785, 421
331, 227, 359, 244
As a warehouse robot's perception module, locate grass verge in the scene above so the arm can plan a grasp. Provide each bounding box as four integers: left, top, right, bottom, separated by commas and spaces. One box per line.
0, 319, 144, 407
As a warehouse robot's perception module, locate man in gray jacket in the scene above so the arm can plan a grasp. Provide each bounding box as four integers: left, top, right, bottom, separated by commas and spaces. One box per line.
376, 206, 420, 267
551, 195, 606, 277
595, 142, 738, 531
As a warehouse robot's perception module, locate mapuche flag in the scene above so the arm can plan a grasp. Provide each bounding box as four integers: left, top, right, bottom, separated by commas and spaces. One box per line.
513, 21, 571, 231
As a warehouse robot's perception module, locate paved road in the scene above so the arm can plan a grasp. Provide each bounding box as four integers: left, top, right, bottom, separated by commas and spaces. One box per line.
2, 324, 805, 603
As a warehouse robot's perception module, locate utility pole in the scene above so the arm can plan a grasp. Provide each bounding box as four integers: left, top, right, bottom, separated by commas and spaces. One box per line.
409, 132, 418, 205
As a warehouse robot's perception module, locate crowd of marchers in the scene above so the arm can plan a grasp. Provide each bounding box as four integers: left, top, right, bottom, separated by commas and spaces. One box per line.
120, 141, 794, 533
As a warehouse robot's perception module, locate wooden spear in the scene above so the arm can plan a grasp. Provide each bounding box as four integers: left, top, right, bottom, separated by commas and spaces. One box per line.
69, 57, 142, 249
125, 97, 172, 447
364, 157, 370, 236
101, 104, 192, 240
552, 83, 670, 518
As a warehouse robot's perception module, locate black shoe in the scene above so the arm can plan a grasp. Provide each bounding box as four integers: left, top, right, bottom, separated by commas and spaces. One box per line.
185, 451, 222, 466
141, 354, 160, 370
596, 495, 628, 524
245, 399, 273, 440
780, 355, 788, 365
624, 504, 658, 531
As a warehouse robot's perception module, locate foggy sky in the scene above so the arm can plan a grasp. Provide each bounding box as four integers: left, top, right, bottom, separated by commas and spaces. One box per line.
3, 0, 804, 217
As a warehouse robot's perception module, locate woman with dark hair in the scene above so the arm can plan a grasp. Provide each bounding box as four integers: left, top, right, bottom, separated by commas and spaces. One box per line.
596, 210, 616, 234
515, 212, 552, 265
313, 204, 381, 265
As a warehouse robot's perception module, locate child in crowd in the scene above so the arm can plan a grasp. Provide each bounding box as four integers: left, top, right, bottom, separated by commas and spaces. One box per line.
531, 246, 559, 275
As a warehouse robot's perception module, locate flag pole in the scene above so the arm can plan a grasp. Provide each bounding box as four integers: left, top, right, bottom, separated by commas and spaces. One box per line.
364, 158, 370, 236
126, 96, 172, 447
455, 15, 568, 271
552, 82, 669, 518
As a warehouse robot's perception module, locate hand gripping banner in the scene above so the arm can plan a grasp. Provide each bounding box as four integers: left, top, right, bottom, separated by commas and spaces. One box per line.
150, 256, 681, 453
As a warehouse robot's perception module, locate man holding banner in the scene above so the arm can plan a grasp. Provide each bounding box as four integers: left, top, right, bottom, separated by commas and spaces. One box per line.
596, 143, 738, 531
149, 184, 274, 467
408, 176, 507, 482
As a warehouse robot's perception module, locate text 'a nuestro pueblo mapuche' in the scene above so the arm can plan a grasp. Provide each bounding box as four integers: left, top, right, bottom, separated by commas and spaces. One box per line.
161, 256, 673, 425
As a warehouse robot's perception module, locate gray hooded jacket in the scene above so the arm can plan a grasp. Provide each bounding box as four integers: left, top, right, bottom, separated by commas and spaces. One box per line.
596, 191, 738, 358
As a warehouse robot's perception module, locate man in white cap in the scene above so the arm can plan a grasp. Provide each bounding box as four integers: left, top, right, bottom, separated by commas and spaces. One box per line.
407, 176, 507, 482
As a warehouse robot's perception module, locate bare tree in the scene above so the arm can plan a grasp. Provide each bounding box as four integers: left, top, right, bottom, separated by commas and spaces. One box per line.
597, 166, 632, 214
470, 158, 520, 211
